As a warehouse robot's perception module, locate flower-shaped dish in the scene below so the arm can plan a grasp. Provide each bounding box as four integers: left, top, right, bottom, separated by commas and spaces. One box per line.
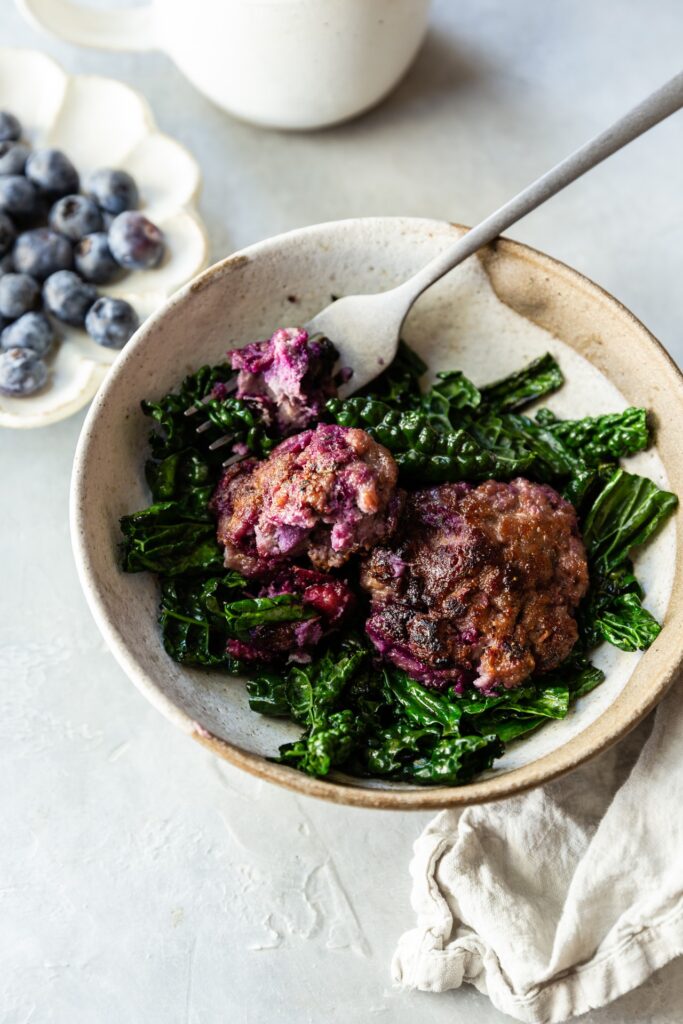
0, 47, 208, 429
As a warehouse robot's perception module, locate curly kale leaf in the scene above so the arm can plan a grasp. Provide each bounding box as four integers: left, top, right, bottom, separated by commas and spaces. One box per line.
535, 406, 650, 466
200, 396, 278, 458
358, 339, 427, 409
159, 572, 247, 666
576, 469, 677, 652
141, 363, 277, 498
224, 595, 315, 639
421, 370, 481, 431
582, 468, 678, 573
589, 592, 662, 652
325, 397, 532, 482
405, 733, 504, 785
480, 353, 564, 411
120, 501, 224, 575
142, 363, 234, 457
279, 710, 361, 776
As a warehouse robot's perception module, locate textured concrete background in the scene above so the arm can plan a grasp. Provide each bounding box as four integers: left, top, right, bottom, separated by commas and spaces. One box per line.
2, 1, 683, 1021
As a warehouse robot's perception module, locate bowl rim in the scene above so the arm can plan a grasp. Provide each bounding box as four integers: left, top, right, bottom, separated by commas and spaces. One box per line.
70, 216, 683, 810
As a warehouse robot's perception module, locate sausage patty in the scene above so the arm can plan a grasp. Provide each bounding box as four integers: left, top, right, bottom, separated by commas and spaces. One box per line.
360, 478, 589, 692
211, 423, 402, 577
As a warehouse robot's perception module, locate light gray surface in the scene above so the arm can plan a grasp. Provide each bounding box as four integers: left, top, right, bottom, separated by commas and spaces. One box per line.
310, 65, 683, 393
2, 1, 683, 1021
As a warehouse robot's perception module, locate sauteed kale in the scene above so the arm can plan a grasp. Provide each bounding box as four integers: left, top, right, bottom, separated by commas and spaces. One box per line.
120, 336, 676, 786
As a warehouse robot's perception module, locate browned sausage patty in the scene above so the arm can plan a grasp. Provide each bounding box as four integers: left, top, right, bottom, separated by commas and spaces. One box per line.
211, 423, 402, 578
360, 479, 589, 691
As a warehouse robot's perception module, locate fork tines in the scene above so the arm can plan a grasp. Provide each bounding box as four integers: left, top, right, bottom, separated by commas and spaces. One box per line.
184, 377, 238, 417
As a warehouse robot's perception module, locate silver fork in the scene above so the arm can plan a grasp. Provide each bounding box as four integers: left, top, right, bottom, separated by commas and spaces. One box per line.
189, 70, 683, 459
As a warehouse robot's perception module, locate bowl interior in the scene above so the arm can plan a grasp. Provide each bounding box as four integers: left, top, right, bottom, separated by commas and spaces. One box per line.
71, 218, 683, 809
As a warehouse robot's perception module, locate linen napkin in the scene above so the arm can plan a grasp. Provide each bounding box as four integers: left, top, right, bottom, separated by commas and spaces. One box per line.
392, 677, 683, 1023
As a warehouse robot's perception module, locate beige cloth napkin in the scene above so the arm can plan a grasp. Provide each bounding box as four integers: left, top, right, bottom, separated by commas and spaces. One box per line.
392, 679, 683, 1023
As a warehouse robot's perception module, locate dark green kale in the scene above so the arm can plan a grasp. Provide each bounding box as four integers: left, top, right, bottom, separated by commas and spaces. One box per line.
121, 361, 282, 574
535, 406, 649, 466
480, 353, 564, 411
358, 339, 427, 409
253, 639, 505, 786
120, 343, 677, 788
120, 501, 224, 575
325, 397, 533, 482
582, 468, 678, 573
223, 595, 315, 638
577, 469, 678, 652
244, 641, 605, 785
159, 572, 247, 666
141, 362, 234, 456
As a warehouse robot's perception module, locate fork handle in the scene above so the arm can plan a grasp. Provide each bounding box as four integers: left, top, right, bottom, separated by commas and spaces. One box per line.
396, 70, 683, 307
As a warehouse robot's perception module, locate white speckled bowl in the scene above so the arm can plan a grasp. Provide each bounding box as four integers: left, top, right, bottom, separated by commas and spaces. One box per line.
70, 218, 683, 809
0, 48, 208, 429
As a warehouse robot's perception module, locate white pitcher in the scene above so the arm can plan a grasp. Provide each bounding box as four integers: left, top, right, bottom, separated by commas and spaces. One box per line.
17, 0, 432, 130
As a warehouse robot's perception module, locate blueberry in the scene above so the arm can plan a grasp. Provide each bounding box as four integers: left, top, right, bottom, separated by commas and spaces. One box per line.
1, 311, 55, 357
86, 168, 139, 215
0, 253, 13, 275
25, 148, 79, 197
0, 273, 40, 320
0, 112, 21, 143
13, 228, 73, 280
48, 194, 103, 242
0, 141, 29, 176
85, 296, 139, 348
0, 175, 40, 219
43, 270, 97, 326
74, 232, 120, 284
0, 212, 15, 257
0, 346, 48, 396
108, 211, 164, 270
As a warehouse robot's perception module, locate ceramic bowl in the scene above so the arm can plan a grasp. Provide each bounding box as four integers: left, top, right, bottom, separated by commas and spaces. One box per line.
70, 217, 683, 810
0, 48, 208, 429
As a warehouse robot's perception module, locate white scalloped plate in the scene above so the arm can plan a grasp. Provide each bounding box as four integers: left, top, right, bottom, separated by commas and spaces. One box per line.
0, 48, 209, 429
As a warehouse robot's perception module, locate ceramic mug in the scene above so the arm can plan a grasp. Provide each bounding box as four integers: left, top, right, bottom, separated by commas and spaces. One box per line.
18, 0, 432, 130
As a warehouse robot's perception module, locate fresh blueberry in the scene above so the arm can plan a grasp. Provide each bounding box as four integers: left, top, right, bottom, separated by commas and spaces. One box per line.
0, 253, 13, 275
74, 232, 120, 284
0, 346, 48, 396
85, 296, 139, 348
13, 228, 73, 280
86, 168, 139, 215
0, 175, 40, 219
0, 212, 15, 257
0, 141, 29, 175
0, 273, 40, 320
43, 270, 97, 326
108, 211, 164, 270
25, 148, 79, 197
0, 112, 21, 143
49, 194, 103, 241
1, 311, 55, 357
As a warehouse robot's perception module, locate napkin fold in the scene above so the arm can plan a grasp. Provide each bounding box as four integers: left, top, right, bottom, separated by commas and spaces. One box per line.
393, 679, 683, 1023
